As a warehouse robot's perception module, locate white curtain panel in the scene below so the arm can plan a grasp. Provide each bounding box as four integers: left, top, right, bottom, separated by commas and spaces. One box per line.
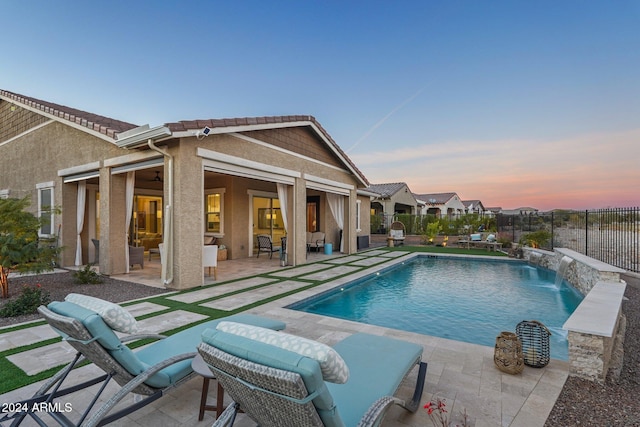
75, 180, 86, 266
276, 183, 289, 233
125, 171, 135, 273
326, 193, 345, 252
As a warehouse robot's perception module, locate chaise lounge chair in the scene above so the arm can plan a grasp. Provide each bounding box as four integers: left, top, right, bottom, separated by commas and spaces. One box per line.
197, 321, 428, 427
0, 294, 285, 427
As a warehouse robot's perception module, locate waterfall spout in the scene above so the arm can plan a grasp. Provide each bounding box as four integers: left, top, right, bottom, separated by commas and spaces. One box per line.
555, 256, 573, 287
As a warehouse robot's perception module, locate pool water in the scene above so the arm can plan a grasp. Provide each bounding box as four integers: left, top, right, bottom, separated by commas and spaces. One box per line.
290, 256, 584, 360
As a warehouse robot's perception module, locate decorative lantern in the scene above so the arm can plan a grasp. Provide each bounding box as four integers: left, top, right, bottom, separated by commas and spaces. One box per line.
516, 320, 551, 368
494, 332, 524, 374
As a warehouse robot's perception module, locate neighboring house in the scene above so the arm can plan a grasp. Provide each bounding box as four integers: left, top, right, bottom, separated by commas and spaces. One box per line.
461, 200, 487, 215
414, 192, 466, 218
499, 207, 539, 216
367, 182, 419, 216
0, 89, 371, 290
485, 206, 502, 216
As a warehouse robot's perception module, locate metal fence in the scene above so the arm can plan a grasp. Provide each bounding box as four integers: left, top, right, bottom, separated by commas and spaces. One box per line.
497, 208, 640, 273
371, 207, 640, 273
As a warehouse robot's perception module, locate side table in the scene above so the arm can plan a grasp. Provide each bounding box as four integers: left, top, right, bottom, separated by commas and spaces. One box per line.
191, 353, 225, 421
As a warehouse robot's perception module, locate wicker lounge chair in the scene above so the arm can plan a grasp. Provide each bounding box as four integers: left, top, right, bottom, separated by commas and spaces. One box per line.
389, 221, 406, 246
197, 321, 428, 427
0, 295, 285, 427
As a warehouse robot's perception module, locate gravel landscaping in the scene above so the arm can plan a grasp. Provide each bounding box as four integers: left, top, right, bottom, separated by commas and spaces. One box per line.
1, 270, 639, 426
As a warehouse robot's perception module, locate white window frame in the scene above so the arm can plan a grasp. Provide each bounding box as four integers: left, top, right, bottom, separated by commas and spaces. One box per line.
356, 199, 362, 232
37, 181, 55, 237
205, 188, 225, 237
0, 189, 9, 199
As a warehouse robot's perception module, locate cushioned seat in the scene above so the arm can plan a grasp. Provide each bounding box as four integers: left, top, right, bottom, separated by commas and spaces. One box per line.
198, 322, 427, 427
4, 295, 285, 427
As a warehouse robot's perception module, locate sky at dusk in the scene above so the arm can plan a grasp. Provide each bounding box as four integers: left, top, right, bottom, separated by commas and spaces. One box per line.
3, 1, 639, 211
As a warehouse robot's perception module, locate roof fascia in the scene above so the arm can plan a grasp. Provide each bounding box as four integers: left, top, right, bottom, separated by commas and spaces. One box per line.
173, 120, 368, 187
0, 93, 116, 143
115, 124, 172, 148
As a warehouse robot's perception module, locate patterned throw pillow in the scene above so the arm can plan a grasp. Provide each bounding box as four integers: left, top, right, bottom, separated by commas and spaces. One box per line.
216, 321, 349, 384
65, 293, 138, 334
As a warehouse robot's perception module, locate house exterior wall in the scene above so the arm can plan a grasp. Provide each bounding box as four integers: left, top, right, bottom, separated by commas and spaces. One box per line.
1, 102, 368, 290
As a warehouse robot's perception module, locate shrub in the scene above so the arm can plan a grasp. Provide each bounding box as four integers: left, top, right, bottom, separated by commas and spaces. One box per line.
72, 264, 103, 284
0, 284, 51, 317
520, 230, 552, 248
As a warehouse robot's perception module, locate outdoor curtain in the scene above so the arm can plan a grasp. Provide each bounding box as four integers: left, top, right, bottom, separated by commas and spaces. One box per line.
125, 171, 135, 273
74, 180, 86, 266
276, 183, 289, 233
326, 193, 345, 252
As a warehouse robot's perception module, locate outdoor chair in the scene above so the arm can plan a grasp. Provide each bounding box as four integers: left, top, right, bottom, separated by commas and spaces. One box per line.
0, 294, 285, 427
91, 239, 100, 264
197, 321, 428, 427
306, 231, 326, 252
389, 221, 406, 246
256, 234, 280, 259
129, 245, 144, 269
203, 244, 218, 279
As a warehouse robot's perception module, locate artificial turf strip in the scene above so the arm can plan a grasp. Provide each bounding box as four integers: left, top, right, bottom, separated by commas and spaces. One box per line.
0, 246, 509, 394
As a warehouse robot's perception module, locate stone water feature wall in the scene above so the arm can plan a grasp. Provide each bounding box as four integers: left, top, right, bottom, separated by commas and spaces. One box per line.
523, 247, 627, 382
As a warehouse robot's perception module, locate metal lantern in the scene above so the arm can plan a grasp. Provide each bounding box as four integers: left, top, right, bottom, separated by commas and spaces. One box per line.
516, 320, 551, 368
494, 331, 524, 375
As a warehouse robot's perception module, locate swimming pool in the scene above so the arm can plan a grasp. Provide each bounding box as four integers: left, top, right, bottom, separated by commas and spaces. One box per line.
289, 256, 584, 360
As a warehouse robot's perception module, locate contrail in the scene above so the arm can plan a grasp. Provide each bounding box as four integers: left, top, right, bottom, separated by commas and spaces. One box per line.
345, 85, 428, 153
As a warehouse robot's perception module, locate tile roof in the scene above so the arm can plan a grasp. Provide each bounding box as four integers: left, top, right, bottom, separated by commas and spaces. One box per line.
367, 182, 409, 198
166, 115, 369, 186
413, 192, 457, 204
0, 89, 138, 139
2, 89, 368, 185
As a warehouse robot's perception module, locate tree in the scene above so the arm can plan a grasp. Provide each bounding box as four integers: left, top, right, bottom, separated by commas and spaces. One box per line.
0, 197, 59, 298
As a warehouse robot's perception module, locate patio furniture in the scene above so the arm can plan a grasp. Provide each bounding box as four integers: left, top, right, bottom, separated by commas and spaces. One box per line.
203, 245, 218, 279
197, 321, 428, 427
256, 234, 280, 259
91, 238, 99, 264
0, 294, 285, 427
192, 353, 226, 420
129, 245, 144, 269
389, 221, 405, 246
306, 231, 325, 252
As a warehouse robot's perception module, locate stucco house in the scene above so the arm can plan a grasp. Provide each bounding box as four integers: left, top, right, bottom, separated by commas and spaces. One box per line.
461, 199, 488, 216
413, 192, 466, 218
0, 89, 371, 289
367, 182, 418, 216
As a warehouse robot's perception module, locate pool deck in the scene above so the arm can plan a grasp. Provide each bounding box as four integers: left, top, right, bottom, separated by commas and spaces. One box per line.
0, 249, 569, 427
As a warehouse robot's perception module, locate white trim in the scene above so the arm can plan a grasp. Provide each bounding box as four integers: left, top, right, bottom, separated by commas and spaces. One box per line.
199, 148, 299, 184
0, 120, 54, 148
63, 171, 100, 183
230, 133, 347, 173
304, 173, 353, 196
104, 151, 162, 168
36, 181, 56, 189
58, 161, 101, 177
0, 189, 9, 199
174, 120, 314, 138
111, 158, 164, 174
356, 199, 362, 232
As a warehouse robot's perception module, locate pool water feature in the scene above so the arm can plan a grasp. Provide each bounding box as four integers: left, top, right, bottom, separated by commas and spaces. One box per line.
290, 256, 584, 360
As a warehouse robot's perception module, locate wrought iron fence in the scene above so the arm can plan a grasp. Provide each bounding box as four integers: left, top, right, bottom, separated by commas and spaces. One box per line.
370, 207, 639, 272
497, 207, 640, 273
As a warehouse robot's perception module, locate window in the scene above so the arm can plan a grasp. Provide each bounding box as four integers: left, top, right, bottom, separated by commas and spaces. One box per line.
37, 182, 55, 237
0, 189, 9, 199
205, 189, 225, 234
356, 199, 361, 232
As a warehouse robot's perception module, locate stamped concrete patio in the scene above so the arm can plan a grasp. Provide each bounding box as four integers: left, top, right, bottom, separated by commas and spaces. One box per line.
0, 249, 568, 427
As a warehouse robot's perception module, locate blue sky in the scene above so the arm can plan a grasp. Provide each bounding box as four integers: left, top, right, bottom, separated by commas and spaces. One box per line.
3, 1, 639, 210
